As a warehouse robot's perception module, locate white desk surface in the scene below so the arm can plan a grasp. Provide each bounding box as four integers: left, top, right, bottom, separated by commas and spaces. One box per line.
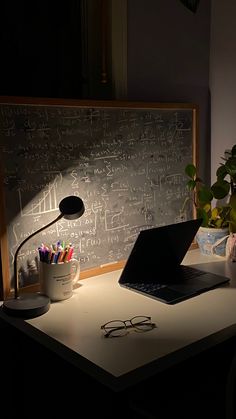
1, 249, 236, 391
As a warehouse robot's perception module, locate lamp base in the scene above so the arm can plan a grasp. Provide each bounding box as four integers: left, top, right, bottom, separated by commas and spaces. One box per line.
2, 294, 50, 319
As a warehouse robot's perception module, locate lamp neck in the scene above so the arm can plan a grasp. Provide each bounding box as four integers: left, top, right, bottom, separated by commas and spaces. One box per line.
13, 213, 63, 299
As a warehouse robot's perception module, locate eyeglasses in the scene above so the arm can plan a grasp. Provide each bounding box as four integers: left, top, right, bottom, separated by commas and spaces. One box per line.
101, 315, 156, 338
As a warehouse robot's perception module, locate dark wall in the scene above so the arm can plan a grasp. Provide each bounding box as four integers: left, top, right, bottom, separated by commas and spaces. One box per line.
0, 1, 84, 98
0, 0, 113, 100
127, 0, 211, 181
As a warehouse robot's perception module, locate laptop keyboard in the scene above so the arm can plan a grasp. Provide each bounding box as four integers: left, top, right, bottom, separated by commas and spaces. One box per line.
125, 282, 166, 293
178, 265, 206, 280
125, 266, 206, 294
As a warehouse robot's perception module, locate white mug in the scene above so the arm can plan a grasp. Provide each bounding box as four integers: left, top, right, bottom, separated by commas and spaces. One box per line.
39, 258, 80, 301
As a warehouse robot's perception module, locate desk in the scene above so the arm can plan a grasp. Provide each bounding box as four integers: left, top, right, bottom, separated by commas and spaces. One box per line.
1, 249, 236, 395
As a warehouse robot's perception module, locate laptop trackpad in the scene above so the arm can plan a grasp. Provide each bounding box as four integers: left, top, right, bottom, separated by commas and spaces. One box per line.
170, 278, 208, 294
153, 287, 186, 303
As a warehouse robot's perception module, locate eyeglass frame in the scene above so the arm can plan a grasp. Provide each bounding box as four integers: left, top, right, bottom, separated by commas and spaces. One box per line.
101, 315, 156, 338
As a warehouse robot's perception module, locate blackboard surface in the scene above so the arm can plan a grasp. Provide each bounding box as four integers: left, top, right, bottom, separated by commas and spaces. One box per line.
0, 98, 197, 296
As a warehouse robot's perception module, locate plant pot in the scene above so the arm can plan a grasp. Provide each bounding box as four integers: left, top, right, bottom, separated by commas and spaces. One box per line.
196, 226, 229, 256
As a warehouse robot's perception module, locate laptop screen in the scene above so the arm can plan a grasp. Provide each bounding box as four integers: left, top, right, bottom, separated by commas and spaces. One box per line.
119, 219, 202, 284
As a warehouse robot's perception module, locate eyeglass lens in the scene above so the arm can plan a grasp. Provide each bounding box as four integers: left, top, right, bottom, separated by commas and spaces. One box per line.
103, 320, 127, 337
130, 316, 153, 331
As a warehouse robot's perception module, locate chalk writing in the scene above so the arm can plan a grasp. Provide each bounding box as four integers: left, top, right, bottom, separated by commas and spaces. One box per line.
0, 101, 196, 288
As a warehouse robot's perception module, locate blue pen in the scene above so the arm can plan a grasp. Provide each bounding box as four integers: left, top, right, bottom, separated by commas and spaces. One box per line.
54, 252, 61, 264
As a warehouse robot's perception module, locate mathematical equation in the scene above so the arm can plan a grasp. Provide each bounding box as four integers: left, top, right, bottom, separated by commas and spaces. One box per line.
0, 103, 195, 287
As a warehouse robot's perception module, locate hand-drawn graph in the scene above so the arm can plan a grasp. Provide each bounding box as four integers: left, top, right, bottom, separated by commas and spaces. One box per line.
18, 178, 60, 217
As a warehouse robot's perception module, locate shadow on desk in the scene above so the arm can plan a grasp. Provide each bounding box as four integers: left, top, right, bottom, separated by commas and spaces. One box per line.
0, 318, 137, 419
128, 338, 236, 419
0, 317, 235, 419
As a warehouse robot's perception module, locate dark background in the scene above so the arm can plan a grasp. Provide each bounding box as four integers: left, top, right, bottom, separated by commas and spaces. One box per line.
1, 2, 235, 418
0, 0, 113, 100
0, 1, 84, 98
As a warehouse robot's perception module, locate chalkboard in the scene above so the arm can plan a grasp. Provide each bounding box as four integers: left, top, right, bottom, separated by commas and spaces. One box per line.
0, 97, 197, 298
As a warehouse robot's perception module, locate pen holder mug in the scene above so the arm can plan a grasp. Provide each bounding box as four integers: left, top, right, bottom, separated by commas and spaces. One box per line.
39, 259, 80, 301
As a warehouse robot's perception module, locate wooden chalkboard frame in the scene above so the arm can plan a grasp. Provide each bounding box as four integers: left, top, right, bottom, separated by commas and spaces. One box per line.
0, 97, 198, 299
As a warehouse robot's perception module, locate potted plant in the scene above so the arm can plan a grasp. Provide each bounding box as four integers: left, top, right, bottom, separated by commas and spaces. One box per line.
182, 144, 236, 255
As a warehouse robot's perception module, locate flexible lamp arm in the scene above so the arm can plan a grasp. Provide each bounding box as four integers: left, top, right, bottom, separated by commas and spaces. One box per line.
13, 213, 63, 299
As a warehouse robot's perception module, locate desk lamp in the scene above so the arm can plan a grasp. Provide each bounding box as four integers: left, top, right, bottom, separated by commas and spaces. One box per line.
2, 196, 85, 319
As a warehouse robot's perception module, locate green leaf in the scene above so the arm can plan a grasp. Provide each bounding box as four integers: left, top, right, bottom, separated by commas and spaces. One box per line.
211, 207, 220, 220
197, 186, 213, 204
231, 145, 236, 157
196, 208, 209, 227
185, 164, 196, 179
225, 157, 236, 176
229, 194, 236, 210
229, 207, 236, 232
203, 203, 211, 213
216, 164, 227, 180
215, 219, 224, 228
230, 207, 236, 222
187, 179, 196, 190
211, 180, 230, 199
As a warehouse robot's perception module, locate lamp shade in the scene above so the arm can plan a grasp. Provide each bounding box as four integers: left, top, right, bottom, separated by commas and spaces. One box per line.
2, 195, 85, 318
59, 196, 85, 220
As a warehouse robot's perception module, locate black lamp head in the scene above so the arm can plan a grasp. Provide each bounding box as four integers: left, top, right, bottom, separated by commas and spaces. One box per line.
59, 196, 85, 220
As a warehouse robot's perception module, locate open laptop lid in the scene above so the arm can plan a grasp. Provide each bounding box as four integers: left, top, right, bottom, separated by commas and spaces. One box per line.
119, 218, 202, 284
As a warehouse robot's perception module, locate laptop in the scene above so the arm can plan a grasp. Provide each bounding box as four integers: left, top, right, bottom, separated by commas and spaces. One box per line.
118, 219, 230, 304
